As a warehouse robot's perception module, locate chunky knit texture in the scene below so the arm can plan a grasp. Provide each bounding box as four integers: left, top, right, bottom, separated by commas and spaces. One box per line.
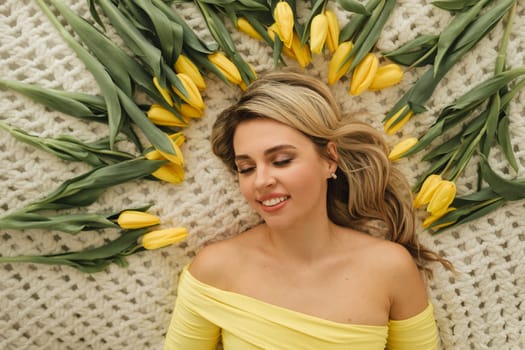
1, 1, 524, 349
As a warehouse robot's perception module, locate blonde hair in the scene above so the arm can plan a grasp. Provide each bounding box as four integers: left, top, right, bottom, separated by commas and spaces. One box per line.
211, 70, 452, 277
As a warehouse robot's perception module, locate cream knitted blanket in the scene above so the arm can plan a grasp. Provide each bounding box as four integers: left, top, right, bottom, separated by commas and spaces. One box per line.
1, 1, 524, 349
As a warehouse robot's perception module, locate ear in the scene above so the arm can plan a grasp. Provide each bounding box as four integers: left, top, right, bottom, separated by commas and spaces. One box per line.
326, 141, 339, 174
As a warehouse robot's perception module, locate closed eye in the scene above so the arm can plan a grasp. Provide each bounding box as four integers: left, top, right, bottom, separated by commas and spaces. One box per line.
273, 158, 292, 167
237, 167, 255, 174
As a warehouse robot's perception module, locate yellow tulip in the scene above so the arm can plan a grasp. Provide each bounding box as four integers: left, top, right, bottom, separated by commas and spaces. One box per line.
325, 10, 339, 53
388, 137, 418, 161
145, 134, 184, 166
151, 162, 185, 184
172, 73, 204, 110
117, 210, 160, 229
153, 77, 173, 106
147, 104, 190, 127
309, 13, 328, 54
327, 41, 353, 85
208, 52, 242, 85
174, 54, 206, 91
413, 174, 443, 208
427, 180, 456, 215
422, 207, 456, 229
176, 103, 203, 118
141, 227, 188, 250
274, 1, 294, 48
268, 24, 295, 59
384, 105, 413, 135
237, 17, 263, 41
350, 53, 379, 95
290, 33, 312, 68
168, 132, 186, 147
369, 64, 404, 91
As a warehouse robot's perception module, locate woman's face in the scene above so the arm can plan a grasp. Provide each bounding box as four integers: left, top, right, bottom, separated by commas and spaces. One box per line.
233, 118, 335, 230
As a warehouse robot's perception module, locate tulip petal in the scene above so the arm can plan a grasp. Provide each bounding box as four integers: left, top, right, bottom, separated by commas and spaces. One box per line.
427, 181, 457, 215
141, 227, 188, 250
274, 1, 294, 48
309, 13, 328, 54
369, 64, 404, 91
350, 53, 379, 95
388, 137, 418, 161
325, 10, 340, 53
328, 41, 353, 85
174, 54, 206, 91
117, 210, 160, 229
413, 174, 443, 208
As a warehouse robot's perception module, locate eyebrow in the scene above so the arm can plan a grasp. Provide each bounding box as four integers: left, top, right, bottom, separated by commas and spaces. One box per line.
234, 144, 297, 161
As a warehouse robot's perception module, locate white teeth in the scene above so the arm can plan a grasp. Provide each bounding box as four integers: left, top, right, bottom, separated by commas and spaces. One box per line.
261, 196, 288, 207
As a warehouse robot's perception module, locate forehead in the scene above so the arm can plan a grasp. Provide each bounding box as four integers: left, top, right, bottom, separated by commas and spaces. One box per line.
233, 118, 312, 155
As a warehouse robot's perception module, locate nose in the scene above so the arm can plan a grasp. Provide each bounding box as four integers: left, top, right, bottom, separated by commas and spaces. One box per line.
254, 165, 276, 189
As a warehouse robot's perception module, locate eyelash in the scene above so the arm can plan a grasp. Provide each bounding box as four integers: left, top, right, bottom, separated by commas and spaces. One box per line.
237, 158, 293, 174
238, 167, 254, 174
273, 158, 292, 166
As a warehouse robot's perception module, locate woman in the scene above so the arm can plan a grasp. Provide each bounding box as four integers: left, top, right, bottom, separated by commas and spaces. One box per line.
164, 71, 453, 349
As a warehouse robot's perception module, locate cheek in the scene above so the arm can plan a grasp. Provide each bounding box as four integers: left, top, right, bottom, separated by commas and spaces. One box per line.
237, 178, 253, 201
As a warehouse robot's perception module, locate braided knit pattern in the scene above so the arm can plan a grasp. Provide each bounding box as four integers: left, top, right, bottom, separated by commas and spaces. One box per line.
1, 1, 524, 349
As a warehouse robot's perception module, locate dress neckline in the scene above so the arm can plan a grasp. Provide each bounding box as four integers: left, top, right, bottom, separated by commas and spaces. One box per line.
181, 265, 391, 329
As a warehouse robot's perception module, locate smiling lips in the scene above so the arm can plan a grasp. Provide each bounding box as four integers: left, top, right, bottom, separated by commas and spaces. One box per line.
261, 196, 288, 207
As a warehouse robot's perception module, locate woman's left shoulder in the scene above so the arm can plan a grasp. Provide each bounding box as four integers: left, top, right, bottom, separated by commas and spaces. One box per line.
348, 232, 429, 319
347, 230, 416, 271
377, 241, 430, 319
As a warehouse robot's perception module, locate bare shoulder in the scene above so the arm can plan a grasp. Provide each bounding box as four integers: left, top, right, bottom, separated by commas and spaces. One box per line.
376, 240, 429, 320
348, 231, 429, 319
188, 225, 262, 289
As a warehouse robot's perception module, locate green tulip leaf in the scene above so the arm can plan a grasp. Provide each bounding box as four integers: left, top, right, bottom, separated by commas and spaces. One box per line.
336, 0, 370, 15
480, 154, 525, 201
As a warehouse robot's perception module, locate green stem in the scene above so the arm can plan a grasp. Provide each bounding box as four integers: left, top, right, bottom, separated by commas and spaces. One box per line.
439, 148, 460, 178
321, 0, 328, 12
451, 124, 487, 182
495, 1, 516, 74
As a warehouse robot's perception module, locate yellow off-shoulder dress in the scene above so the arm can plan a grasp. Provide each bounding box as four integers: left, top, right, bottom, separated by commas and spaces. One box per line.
164, 266, 438, 350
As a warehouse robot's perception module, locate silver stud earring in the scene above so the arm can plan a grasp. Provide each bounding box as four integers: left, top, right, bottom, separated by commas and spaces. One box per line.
330, 173, 337, 180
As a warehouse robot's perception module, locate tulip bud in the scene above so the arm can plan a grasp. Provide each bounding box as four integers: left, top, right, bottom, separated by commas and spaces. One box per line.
291, 34, 312, 68
153, 77, 174, 106
147, 104, 190, 127
141, 227, 188, 250
309, 13, 328, 54
350, 53, 379, 95
413, 174, 442, 208
369, 64, 404, 91
117, 210, 160, 229
325, 10, 339, 53
237, 17, 263, 41
208, 52, 243, 85
268, 24, 296, 59
274, 1, 294, 48
174, 54, 206, 91
427, 181, 456, 215
168, 132, 186, 147
151, 162, 185, 184
328, 41, 353, 85
145, 134, 184, 166
388, 137, 418, 161
176, 103, 203, 119
384, 105, 413, 135
172, 73, 204, 111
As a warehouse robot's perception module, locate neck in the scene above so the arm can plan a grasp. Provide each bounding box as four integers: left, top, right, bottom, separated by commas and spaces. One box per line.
263, 216, 340, 265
